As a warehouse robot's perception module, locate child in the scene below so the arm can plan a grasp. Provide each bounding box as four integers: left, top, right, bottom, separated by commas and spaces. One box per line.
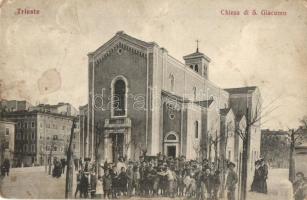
102, 169, 112, 199
90, 171, 97, 198
118, 167, 128, 196
74, 170, 82, 198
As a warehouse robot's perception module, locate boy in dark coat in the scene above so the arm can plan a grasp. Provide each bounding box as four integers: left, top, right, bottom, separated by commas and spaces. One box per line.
75, 170, 82, 198
102, 169, 112, 199
90, 171, 97, 198
212, 170, 221, 200
226, 162, 238, 200
110, 165, 118, 198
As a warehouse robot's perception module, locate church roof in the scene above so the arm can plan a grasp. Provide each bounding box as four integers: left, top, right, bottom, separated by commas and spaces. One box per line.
220, 108, 232, 116
194, 100, 214, 108
183, 50, 211, 62
235, 113, 246, 121
161, 90, 190, 103
224, 86, 257, 94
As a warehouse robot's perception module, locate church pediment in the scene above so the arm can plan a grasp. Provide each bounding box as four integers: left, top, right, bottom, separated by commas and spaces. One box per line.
91, 31, 150, 64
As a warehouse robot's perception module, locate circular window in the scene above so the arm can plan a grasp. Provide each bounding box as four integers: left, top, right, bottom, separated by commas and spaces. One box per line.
117, 48, 123, 55
169, 113, 175, 120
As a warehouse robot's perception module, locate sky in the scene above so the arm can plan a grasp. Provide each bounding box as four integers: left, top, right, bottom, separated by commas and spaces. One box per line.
0, 0, 307, 129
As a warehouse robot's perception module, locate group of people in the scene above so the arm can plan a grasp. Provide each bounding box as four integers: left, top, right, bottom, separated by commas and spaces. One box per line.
52, 158, 67, 178
250, 158, 269, 194
75, 159, 97, 198
74, 155, 240, 200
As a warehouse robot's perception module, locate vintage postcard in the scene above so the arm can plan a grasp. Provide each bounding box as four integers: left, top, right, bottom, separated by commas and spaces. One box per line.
0, 0, 307, 199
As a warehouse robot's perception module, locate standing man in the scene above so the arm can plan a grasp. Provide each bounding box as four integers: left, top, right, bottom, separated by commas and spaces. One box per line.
259, 158, 268, 194
226, 162, 238, 200
3, 159, 10, 176
293, 172, 307, 200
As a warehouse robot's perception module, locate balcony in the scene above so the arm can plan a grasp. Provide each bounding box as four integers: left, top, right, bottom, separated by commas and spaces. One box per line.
104, 117, 131, 128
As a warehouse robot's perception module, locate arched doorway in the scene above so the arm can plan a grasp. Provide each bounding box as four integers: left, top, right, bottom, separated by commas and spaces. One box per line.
164, 132, 179, 158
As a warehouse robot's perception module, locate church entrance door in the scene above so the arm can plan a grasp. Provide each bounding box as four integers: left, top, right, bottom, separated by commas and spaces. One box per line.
167, 146, 176, 158
110, 133, 124, 163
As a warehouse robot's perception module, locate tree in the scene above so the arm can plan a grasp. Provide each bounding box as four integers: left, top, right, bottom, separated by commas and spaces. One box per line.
220, 120, 234, 198
65, 118, 77, 198
234, 91, 279, 200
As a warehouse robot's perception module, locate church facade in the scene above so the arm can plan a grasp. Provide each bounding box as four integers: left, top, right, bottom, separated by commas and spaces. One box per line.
86, 31, 261, 173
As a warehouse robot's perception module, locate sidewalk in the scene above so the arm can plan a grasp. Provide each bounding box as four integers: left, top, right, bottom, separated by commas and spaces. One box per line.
247, 168, 293, 200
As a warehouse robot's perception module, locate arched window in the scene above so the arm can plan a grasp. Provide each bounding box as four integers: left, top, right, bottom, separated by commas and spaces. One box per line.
167, 134, 177, 141
195, 64, 199, 72
112, 77, 127, 117
193, 87, 197, 100
195, 121, 199, 139
169, 74, 174, 92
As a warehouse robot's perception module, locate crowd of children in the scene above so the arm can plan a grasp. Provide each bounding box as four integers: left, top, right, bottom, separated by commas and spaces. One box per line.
74, 154, 240, 199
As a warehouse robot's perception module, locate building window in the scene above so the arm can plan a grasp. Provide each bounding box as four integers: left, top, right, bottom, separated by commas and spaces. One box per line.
5, 128, 9, 136
32, 132, 35, 140
169, 74, 174, 92
53, 135, 58, 140
31, 122, 35, 128
112, 77, 127, 117
190, 65, 193, 69
24, 122, 28, 128
18, 122, 21, 128
195, 121, 199, 139
195, 64, 199, 72
167, 134, 177, 140
193, 87, 197, 100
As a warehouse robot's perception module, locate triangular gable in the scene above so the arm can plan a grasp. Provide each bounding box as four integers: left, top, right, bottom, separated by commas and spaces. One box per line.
91, 31, 151, 63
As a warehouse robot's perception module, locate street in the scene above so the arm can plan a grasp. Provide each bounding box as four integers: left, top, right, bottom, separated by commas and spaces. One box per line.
0, 166, 65, 199
0, 167, 292, 199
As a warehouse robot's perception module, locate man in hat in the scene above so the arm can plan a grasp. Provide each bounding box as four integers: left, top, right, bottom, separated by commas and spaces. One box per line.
226, 162, 238, 200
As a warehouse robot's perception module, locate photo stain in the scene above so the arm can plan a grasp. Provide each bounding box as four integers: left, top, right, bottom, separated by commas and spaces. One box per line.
37, 68, 61, 95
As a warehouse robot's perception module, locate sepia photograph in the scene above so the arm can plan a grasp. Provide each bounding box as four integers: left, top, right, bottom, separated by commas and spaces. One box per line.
0, 0, 307, 199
